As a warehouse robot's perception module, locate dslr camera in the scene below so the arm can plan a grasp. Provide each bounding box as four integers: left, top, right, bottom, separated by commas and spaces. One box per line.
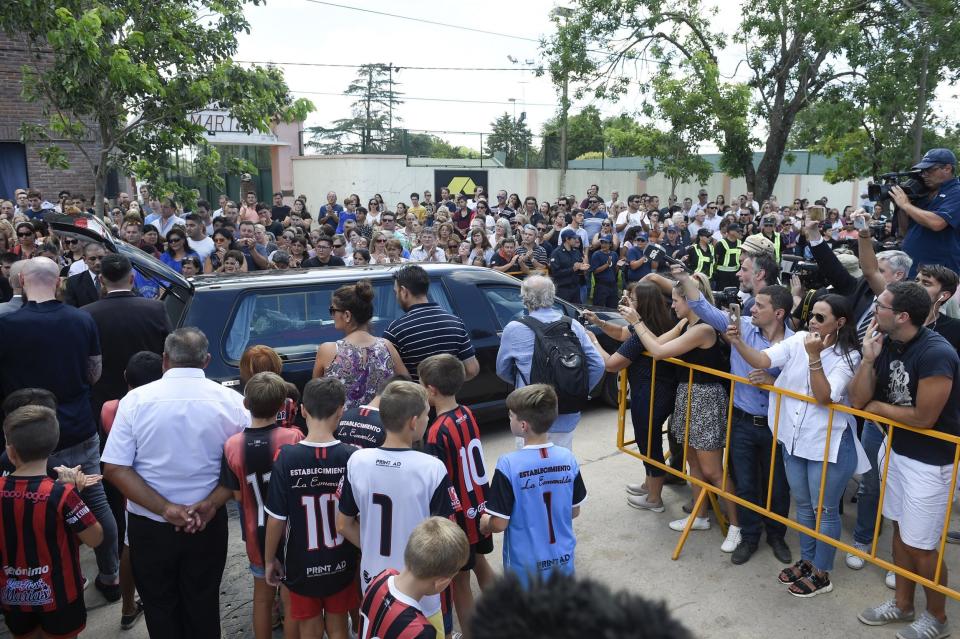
712, 287, 740, 309
868, 171, 929, 203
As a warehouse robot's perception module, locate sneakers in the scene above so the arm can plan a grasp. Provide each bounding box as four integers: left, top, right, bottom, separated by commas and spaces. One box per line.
858, 600, 916, 626
731, 540, 758, 565
120, 600, 144, 630
846, 541, 871, 570
625, 482, 648, 496
626, 494, 665, 513
886, 570, 897, 590
669, 516, 710, 532
94, 576, 121, 603
896, 611, 950, 639
721, 525, 742, 553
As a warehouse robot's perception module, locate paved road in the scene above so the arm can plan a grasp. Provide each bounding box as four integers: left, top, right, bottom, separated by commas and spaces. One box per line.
23, 404, 960, 637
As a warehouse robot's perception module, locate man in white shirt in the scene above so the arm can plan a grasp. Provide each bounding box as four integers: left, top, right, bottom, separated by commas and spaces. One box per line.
102, 328, 249, 639
409, 228, 446, 262
689, 188, 710, 219
184, 213, 214, 264
144, 197, 185, 237
702, 202, 723, 238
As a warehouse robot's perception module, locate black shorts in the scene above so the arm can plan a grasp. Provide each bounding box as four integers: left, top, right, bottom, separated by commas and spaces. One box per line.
460, 535, 494, 572
3, 595, 86, 639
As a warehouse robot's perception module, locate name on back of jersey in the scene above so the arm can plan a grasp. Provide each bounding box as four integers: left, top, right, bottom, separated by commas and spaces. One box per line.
288, 464, 347, 490
306, 559, 350, 578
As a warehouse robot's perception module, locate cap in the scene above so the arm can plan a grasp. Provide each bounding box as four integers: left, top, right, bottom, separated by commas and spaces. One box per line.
599, 234, 613, 243
698, 188, 708, 196
762, 216, 776, 225
560, 229, 577, 241
696, 228, 713, 238
636, 232, 649, 241
913, 148, 957, 170
742, 234, 776, 257
836, 252, 863, 278
666, 226, 678, 233
727, 223, 742, 232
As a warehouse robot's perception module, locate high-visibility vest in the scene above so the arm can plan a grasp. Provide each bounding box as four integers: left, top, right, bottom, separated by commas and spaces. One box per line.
767, 232, 782, 262
715, 237, 741, 272
692, 244, 714, 278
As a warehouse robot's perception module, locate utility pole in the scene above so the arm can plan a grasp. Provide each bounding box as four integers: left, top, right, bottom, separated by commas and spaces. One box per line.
559, 72, 569, 195
363, 65, 372, 154
388, 63, 394, 149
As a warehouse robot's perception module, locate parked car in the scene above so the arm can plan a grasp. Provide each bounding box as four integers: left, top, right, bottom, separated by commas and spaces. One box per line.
47, 213, 625, 422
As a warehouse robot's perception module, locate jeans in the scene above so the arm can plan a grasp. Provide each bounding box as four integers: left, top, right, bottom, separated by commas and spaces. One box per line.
782, 427, 857, 572
630, 377, 676, 478
57, 433, 119, 579
853, 421, 884, 545
729, 413, 791, 544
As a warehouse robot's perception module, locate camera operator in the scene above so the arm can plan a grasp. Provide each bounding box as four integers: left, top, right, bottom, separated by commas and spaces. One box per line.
802, 216, 911, 341
896, 148, 960, 277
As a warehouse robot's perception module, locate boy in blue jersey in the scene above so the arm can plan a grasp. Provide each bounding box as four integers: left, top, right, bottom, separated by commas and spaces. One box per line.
479, 384, 587, 587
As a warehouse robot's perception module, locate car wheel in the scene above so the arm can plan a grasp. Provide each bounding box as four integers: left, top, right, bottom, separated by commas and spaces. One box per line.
599, 371, 628, 408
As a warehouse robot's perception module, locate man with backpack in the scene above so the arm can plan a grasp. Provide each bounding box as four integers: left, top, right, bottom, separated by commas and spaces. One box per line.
495, 275, 605, 451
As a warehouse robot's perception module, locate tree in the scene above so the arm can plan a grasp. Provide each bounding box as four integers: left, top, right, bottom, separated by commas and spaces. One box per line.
307, 63, 403, 154
2, 0, 313, 210
542, 106, 605, 161
485, 113, 533, 168
542, 0, 960, 201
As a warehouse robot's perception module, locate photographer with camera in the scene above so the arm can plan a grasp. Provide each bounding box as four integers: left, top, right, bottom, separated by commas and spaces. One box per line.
896, 148, 960, 277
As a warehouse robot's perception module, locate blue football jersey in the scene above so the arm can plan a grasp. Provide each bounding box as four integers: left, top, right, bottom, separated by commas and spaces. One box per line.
485, 443, 587, 587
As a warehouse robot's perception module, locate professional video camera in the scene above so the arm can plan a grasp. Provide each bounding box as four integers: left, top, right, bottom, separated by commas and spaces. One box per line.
780, 255, 829, 291
712, 287, 740, 309
868, 171, 929, 203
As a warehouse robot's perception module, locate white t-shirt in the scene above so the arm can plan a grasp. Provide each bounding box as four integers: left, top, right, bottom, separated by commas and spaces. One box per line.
615, 210, 646, 233
188, 236, 215, 263
337, 448, 458, 615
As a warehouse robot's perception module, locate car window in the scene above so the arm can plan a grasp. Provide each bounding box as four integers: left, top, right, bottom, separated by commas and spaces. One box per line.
223, 278, 454, 362
480, 286, 571, 330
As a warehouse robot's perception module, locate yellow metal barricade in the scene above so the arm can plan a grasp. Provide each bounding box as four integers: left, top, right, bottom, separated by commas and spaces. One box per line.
615, 357, 960, 600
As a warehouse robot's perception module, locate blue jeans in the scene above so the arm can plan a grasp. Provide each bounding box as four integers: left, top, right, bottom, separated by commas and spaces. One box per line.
58, 433, 119, 580
729, 412, 791, 545
853, 421, 884, 545
782, 428, 857, 572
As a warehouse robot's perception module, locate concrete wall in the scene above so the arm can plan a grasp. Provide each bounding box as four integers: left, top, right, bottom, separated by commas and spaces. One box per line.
292, 155, 869, 210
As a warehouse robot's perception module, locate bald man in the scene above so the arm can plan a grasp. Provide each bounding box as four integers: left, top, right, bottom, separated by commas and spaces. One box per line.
0, 257, 120, 599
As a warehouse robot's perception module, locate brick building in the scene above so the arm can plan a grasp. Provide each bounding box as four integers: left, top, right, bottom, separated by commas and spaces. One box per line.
0, 42, 100, 202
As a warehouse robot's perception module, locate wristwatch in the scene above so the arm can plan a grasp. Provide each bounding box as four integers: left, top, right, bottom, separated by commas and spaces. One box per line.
627, 323, 637, 335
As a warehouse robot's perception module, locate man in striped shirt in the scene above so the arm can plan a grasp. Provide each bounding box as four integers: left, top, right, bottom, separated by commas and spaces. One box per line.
385, 265, 479, 382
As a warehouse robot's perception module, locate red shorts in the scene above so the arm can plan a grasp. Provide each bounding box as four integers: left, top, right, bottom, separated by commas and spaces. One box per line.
288, 582, 360, 620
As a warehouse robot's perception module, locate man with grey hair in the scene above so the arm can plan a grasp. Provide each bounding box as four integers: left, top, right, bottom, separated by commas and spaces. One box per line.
495, 275, 604, 450
0, 257, 120, 600
102, 327, 249, 638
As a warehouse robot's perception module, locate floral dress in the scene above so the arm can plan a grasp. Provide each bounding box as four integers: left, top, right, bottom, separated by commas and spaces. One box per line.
325, 339, 395, 409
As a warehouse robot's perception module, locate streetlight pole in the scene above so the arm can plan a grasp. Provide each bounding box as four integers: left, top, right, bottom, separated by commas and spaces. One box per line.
550, 6, 574, 197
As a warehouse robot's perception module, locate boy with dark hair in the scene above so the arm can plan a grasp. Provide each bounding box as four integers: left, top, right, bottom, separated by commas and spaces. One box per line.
1, 388, 61, 476
360, 517, 469, 639
419, 354, 493, 636
471, 572, 693, 639
265, 377, 358, 639
480, 384, 587, 587
335, 374, 411, 449
336, 381, 461, 637
0, 406, 104, 639
221, 372, 304, 639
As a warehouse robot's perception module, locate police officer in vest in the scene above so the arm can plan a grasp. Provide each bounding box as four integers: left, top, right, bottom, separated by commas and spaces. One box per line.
713, 223, 743, 289
549, 229, 587, 303
758, 216, 782, 262
683, 228, 715, 279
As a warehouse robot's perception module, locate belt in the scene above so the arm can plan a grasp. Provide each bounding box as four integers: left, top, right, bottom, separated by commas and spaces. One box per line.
733, 406, 768, 427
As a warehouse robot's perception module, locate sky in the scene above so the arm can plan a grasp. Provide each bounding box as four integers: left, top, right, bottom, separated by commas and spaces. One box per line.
233, 0, 956, 154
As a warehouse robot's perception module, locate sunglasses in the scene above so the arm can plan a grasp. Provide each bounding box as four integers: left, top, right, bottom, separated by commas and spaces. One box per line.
811, 312, 827, 323
332, 243, 344, 248
65, 239, 78, 245
375, 239, 387, 243
328, 306, 343, 314
17, 232, 33, 237
170, 236, 183, 242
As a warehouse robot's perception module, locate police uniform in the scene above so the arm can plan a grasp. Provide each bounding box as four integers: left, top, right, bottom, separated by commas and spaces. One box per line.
549, 246, 582, 303
713, 236, 741, 289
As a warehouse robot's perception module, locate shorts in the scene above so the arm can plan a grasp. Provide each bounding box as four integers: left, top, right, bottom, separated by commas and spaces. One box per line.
287, 581, 360, 620
460, 536, 494, 572
3, 596, 86, 639
881, 447, 953, 550
249, 563, 266, 579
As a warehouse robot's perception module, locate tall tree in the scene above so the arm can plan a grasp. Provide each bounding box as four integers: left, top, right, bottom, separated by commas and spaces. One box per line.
485, 113, 533, 168
3, 0, 313, 210
541, 106, 605, 161
307, 63, 403, 154
542, 0, 960, 201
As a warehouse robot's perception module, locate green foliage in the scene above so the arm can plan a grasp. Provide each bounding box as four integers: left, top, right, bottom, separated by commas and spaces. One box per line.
485, 113, 534, 168
1, 0, 313, 208
542, 106, 605, 160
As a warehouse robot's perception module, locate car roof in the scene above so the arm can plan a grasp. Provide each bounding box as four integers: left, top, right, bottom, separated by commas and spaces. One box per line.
187, 263, 516, 291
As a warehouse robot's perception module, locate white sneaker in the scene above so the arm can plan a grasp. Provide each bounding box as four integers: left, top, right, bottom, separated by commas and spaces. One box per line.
669, 516, 710, 532
885, 570, 896, 589
626, 494, 665, 512
721, 525, 742, 553
625, 482, 648, 496
846, 541, 870, 570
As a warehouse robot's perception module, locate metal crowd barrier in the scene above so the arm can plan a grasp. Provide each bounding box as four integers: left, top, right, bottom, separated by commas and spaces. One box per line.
615, 358, 960, 600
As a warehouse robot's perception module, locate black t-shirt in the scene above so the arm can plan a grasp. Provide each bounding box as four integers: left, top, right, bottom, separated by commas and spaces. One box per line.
302, 256, 346, 268
335, 406, 385, 449
932, 314, 960, 352
271, 205, 291, 223
872, 327, 960, 465
489, 252, 514, 268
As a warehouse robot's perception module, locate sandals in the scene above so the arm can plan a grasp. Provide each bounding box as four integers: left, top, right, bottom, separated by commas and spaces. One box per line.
778, 560, 812, 585
787, 572, 833, 598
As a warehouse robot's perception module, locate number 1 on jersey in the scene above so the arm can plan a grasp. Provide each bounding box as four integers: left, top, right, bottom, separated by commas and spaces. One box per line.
542, 491, 556, 544
371, 493, 393, 557
301, 494, 343, 550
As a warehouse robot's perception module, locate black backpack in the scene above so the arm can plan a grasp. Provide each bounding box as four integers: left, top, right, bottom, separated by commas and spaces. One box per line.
516, 316, 591, 414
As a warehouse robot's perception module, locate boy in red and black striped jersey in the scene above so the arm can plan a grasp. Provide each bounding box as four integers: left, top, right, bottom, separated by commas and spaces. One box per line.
265, 377, 359, 639
360, 517, 469, 639
220, 372, 304, 639
419, 354, 494, 636
0, 406, 103, 639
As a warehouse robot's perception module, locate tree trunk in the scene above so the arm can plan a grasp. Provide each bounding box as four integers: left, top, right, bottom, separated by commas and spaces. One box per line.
752, 107, 797, 203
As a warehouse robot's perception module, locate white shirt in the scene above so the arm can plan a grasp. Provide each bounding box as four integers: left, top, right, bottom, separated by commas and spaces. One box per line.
101, 368, 250, 522
689, 201, 709, 219
763, 332, 869, 471
409, 246, 446, 262
188, 236, 215, 263
615, 209, 646, 233
145, 213, 186, 237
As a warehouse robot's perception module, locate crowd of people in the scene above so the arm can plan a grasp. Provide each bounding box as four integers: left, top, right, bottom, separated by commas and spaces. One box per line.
0, 145, 959, 639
